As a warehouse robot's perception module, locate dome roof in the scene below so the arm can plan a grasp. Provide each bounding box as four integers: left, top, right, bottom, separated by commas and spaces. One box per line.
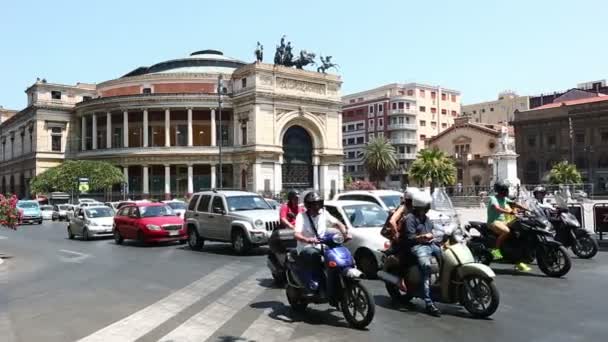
121, 50, 246, 78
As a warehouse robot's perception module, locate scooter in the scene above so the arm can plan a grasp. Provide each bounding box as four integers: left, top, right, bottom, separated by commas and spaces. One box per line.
285, 231, 375, 329
267, 226, 296, 285
377, 226, 500, 318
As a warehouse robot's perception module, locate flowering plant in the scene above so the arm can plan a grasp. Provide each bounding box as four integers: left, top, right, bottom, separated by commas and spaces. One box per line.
0, 194, 20, 230
345, 180, 377, 191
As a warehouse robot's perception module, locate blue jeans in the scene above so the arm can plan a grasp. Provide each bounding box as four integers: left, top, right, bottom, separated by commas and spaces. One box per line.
411, 243, 442, 304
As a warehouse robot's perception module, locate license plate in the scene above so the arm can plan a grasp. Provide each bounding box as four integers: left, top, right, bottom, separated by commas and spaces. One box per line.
169, 231, 179, 236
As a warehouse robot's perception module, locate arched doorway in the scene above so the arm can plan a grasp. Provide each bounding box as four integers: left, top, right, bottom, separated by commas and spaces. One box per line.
282, 126, 313, 189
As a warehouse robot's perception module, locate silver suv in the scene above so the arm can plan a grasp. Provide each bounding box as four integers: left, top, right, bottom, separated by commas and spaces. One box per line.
185, 190, 280, 254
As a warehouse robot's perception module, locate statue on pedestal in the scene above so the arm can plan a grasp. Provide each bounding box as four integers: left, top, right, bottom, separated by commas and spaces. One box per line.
317, 55, 339, 73
254, 42, 263, 62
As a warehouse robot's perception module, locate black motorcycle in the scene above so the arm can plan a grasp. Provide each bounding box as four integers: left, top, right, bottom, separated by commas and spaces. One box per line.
466, 204, 572, 278
547, 207, 599, 259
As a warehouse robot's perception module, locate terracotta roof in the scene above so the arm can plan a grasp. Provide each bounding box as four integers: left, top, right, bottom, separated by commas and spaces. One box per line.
427, 120, 503, 143
534, 94, 608, 109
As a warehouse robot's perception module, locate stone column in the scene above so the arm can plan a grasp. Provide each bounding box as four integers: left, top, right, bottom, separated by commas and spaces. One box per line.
142, 165, 149, 198
210, 109, 216, 147
164, 164, 171, 200
165, 108, 171, 147
123, 110, 129, 148
274, 161, 282, 194
210, 164, 217, 189
92, 114, 97, 150
320, 164, 329, 199
252, 163, 262, 192
81, 116, 87, 151
187, 108, 193, 147
123, 166, 129, 198
143, 109, 149, 147
106, 112, 112, 149
313, 156, 320, 191
234, 119, 240, 146
187, 164, 194, 197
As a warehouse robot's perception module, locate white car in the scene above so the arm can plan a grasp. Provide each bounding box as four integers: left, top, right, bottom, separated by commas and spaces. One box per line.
333, 190, 403, 211
324, 200, 390, 277
67, 206, 115, 240
162, 200, 187, 219
40, 205, 54, 220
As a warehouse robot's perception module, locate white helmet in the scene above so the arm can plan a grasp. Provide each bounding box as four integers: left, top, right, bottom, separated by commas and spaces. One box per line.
412, 191, 432, 209
403, 187, 419, 200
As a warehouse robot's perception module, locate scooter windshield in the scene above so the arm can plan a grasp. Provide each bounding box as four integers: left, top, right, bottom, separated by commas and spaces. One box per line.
518, 188, 550, 223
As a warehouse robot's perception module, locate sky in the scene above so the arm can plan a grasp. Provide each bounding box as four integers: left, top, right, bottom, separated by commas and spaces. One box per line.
1, 0, 607, 110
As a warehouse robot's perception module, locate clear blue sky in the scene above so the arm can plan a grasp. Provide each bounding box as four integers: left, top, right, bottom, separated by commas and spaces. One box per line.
1, 0, 606, 110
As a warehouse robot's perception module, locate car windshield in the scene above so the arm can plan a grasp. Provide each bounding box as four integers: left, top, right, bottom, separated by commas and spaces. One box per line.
380, 195, 401, 210
227, 196, 271, 211
140, 205, 175, 217
343, 204, 388, 228
17, 202, 38, 209
86, 207, 114, 218
40, 205, 53, 211
166, 202, 187, 210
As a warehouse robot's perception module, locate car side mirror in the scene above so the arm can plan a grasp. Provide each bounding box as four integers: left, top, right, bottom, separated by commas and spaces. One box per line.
213, 207, 226, 215
78, 214, 84, 219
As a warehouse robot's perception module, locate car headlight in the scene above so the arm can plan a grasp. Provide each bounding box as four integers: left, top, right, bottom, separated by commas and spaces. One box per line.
146, 224, 161, 231
87, 220, 98, 226
332, 234, 345, 244
254, 219, 264, 229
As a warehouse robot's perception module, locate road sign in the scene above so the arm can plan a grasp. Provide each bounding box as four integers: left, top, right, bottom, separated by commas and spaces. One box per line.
78, 178, 90, 193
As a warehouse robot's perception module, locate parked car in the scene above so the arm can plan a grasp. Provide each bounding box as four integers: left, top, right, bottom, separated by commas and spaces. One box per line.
333, 190, 403, 211
68, 206, 115, 240
78, 198, 97, 205
264, 198, 280, 210
40, 205, 54, 220
324, 200, 389, 277
116, 200, 150, 211
17, 200, 43, 224
162, 200, 187, 219
113, 202, 186, 245
185, 190, 280, 254
52, 204, 73, 221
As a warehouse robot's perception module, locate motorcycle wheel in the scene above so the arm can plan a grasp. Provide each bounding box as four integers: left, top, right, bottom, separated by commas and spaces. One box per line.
341, 281, 375, 329
571, 235, 599, 259
537, 245, 571, 277
286, 285, 307, 313
460, 276, 500, 318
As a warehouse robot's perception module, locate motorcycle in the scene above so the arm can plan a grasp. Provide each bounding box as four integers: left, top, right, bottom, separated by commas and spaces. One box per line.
466, 189, 572, 277
267, 226, 296, 285
378, 205, 500, 318
285, 230, 375, 329
546, 191, 599, 259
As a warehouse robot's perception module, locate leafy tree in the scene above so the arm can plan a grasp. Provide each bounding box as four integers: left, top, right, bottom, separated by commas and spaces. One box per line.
363, 137, 397, 187
30, 160, 124, 195
408, 147, 457, 193
549, 161, 582, 185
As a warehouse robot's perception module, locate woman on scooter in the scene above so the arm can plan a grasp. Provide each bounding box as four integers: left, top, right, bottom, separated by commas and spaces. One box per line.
280, 190, 303, 229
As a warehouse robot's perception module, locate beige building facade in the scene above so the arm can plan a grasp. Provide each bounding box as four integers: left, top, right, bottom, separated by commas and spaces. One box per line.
462, 91, 529, 125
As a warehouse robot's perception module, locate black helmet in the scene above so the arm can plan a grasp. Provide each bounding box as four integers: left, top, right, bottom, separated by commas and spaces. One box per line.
287, 190, 299, 201
303, 191, 324, 209
494, 180, 509, 194
533, 186, 546, 195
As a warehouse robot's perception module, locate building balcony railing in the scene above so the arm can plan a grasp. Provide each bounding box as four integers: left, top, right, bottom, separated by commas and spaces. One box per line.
389, 108, 417, 116
396, 152, 417, 160
390, 138, 418, 145
387, 123, 417, 131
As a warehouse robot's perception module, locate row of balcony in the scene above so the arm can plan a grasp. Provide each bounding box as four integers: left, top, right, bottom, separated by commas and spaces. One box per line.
387, 123, 417, 131
390, 138, 418, 145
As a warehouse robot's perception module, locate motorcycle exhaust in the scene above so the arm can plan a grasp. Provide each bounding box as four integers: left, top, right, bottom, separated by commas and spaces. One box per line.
377, 271, 400, 286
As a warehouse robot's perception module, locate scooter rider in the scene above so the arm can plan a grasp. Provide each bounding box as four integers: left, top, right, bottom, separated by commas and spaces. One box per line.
404, 190, 442, 317
533, 186, 554, 210
388, 188, 417, 239
280, 190, 303, 229
294, 192, 349, 290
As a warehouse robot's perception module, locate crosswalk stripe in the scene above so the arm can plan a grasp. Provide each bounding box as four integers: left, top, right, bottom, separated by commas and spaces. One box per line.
158, 270, 268, 342
240, 307, 298, 342
77, 262, 248, 342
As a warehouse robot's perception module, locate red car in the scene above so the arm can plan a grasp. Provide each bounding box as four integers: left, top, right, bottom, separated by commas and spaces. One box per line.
113, 203, 187, 245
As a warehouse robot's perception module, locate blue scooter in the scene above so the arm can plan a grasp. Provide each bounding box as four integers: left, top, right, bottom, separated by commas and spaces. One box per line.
285, 231, 375, 329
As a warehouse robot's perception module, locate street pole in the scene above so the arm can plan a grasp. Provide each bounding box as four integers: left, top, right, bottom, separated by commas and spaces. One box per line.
217, 74, 223, 189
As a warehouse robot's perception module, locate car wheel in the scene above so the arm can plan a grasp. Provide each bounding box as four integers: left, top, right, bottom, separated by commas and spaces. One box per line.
231, 229, 251, 255
113, 227, 124, 245
67, 226, 75, 240
356, 249, 379, 279
188, 227, 204, 251
82, 227, 89, 241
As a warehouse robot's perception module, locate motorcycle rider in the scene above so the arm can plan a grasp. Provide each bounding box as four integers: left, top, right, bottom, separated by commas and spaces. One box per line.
533, 186, 554, 210
280, 190, 303, 229
404, 190, 442, 317
388, 188, 417, 239
487, 180, 530, 272
294, 192, 349, 292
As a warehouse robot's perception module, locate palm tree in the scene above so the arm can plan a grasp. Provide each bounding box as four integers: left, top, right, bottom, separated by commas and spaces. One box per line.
363, 137, 398, 187
408, 147, 457, 193
549, 161, 582, 185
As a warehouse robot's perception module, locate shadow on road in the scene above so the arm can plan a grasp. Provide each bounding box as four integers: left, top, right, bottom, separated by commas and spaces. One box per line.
493, 268, 552, 278
256, 277, 278, 289
373, 295, 492, 320
175, 244, 269, 256
113, 240, 185, 249
249, 300, 352, 329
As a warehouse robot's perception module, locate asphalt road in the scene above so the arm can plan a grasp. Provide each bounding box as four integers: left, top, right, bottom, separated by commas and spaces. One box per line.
1, 220, 608, 342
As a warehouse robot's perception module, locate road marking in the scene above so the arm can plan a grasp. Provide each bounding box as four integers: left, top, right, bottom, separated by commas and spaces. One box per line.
77, 262, 247, 342
0, 236, 7, 240
240, 307, 298, 342
58, 249, 91, 263
158, 270, 267, 342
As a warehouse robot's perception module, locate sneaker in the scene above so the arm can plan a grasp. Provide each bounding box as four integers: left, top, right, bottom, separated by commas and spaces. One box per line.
491, 248, 503, 260
398, 278, 408, 292
515, 262, 531, 272
426, 303, 441, 317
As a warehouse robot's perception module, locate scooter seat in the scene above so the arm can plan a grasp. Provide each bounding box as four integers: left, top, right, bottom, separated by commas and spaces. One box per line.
468, 221, 487, 229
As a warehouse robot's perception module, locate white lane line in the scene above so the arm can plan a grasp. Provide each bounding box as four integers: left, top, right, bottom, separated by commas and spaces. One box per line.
58, 249, 88, 256
0, 236, 8, 240
240, 307, 298, 342
58, 249, 91, 263
77, 262, 248, 342
158, 270, 267, 342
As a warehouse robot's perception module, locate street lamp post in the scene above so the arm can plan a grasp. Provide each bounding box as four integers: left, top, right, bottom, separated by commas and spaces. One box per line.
217, 74, 223, 189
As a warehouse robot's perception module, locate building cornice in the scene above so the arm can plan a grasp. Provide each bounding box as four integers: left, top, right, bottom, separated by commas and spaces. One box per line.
75, 93, 234, 114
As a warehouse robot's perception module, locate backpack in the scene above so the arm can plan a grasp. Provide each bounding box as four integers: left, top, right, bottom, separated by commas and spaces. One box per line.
380, 209, 397, 240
